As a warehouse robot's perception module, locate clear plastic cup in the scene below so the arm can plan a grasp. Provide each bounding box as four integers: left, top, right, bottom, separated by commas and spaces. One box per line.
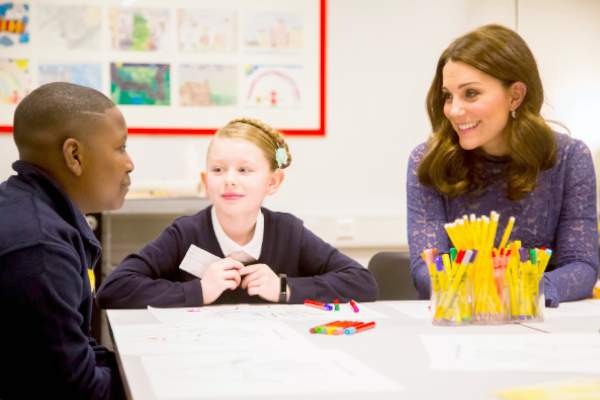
471, 267, 510, 324
509, 273, 545, 322
431, 274, 472, 326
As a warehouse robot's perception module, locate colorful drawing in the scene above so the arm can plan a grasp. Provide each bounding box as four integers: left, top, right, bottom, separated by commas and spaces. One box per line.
0, 3, 29, 47
178, 9, 236, 53
244, 65, 302, 108
111, 63, 170, 106
0, 59, 31, 104
244, 11, 302, 51
38, 5, 101, 50
38, 64, 102, 92
179, 64, 236, 107
109, 7, 170, 51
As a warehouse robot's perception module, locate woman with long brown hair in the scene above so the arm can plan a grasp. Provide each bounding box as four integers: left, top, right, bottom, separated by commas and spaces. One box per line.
407, 24, 598, 306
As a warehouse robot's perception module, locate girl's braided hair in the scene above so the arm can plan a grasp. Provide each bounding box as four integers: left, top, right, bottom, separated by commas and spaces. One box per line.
215, 117, 292, 170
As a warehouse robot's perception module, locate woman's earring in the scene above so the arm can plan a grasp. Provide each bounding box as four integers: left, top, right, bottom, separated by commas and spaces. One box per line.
511, 109, 517, 120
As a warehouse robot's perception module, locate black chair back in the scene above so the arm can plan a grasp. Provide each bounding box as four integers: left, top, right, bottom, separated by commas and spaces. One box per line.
368, 251, 419, 300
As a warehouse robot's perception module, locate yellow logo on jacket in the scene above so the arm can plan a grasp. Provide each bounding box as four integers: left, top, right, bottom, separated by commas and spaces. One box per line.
88, 269, 95, 293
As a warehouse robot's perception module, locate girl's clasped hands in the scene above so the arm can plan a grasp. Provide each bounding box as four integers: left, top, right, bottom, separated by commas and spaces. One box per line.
200, 258, 284, 304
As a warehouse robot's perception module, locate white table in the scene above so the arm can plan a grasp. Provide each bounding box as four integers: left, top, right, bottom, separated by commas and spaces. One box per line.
107, 301, 600, 400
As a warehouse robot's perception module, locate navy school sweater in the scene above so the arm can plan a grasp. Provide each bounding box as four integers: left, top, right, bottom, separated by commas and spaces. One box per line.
0, 161, 123, 400
96, 206, 379, 308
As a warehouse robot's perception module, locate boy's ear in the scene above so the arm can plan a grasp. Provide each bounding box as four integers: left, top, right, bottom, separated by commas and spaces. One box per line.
62, 138, 83, 177
266, 169, 285, 196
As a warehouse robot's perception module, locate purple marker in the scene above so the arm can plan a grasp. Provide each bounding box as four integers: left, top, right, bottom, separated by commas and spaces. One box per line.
519, 247, 529, 263
470, 249, 478, 264
434, 256, 445, 273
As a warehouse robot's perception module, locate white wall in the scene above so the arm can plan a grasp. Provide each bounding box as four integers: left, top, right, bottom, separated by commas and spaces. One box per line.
1, 0, 598, 255
518, 0, 600, 147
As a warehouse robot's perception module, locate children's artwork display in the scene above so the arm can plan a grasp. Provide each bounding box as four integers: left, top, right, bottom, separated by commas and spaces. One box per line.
0, 0, 325, 135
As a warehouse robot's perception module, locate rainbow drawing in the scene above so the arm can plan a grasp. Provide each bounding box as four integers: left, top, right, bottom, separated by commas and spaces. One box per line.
244, 65, 302, 108
0, 59, 31, 104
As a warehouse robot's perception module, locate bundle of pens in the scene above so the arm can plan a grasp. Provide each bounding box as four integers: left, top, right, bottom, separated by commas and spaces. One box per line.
309, 321, 376, 335
425, 212, 553, 325
422, 248, 473, 326
446, 212, 509, 323
505, 242, 551, 321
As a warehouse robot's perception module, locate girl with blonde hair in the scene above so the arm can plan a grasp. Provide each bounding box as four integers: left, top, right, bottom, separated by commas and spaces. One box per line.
98, 118, 378, 307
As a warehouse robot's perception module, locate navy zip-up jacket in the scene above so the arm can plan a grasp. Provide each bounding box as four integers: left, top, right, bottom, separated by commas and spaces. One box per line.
0, 161, 122, 400
97, 206, 379, 308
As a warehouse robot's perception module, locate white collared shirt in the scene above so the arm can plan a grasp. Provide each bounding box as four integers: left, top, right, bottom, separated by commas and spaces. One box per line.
211, 206, 263, 261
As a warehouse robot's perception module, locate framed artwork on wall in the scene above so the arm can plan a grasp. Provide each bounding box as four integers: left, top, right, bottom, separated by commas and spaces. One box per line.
0, 0, 326, 135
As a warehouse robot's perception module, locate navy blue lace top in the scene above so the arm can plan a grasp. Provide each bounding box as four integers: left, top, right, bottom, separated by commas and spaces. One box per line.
407, 132, 598, 307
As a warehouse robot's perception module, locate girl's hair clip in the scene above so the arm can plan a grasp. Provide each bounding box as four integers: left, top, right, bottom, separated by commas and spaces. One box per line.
275, 145, 288, 169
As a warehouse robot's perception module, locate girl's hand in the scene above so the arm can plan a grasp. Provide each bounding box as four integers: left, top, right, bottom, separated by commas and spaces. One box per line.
200, 258, 244, 305
239, 264, 280, 302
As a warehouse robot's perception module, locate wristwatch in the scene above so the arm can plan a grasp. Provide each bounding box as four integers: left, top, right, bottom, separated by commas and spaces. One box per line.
278, 274, 287, 303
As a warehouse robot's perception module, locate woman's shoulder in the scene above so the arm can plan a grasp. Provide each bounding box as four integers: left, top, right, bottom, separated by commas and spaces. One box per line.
554, 131, 593, 164
408, 142, 428, 167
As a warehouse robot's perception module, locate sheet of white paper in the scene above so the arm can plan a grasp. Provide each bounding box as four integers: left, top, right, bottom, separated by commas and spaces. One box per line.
543, 300, 600, 318
420, 334, 600, 373
141, 349, 403, 399
381, 301, 432, 319
148, 304, 389, 324
178, 244, 221, 279
111, 321, 316, 355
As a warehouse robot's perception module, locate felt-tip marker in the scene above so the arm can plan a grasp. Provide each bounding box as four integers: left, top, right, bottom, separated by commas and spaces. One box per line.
304, 299, 333, 311
345, 321, 376, 335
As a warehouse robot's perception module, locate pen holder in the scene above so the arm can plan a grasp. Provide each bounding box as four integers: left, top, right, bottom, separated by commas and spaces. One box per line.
471, 268, 510, 324
509, 273, 545, 322
431, 275, 472, 326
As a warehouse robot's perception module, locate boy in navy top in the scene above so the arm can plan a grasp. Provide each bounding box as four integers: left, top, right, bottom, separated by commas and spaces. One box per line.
97, 118, 378, 308
0, 82, 133, 399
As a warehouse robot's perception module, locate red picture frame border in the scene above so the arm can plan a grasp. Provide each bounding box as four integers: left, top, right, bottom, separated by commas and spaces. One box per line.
0, 0, 326, 136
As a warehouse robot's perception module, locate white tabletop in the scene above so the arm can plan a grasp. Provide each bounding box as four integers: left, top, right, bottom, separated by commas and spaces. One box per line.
107, 300, 600, 400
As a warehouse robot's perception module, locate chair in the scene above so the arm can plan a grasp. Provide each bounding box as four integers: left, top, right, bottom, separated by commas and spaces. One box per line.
368, 251, 419, 300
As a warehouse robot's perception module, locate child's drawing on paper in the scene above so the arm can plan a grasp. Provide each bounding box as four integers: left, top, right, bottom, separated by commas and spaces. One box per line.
0, 3, 29, 47
244, 11, 302, 51
39, 64, 102, 92
109, 7, 170, 51
0, 59, 31, 104
178, 9, 236, 53
38, 5, 101, 50
111, 63, 170, 105
179, 64, 237, 106
244, 65, 303, 108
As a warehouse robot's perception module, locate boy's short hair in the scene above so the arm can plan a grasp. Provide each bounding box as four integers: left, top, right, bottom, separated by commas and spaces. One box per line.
13, 82, 116, 149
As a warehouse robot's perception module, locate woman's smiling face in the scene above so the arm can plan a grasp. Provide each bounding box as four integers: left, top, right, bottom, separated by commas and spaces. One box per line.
442, 60, 515, 156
